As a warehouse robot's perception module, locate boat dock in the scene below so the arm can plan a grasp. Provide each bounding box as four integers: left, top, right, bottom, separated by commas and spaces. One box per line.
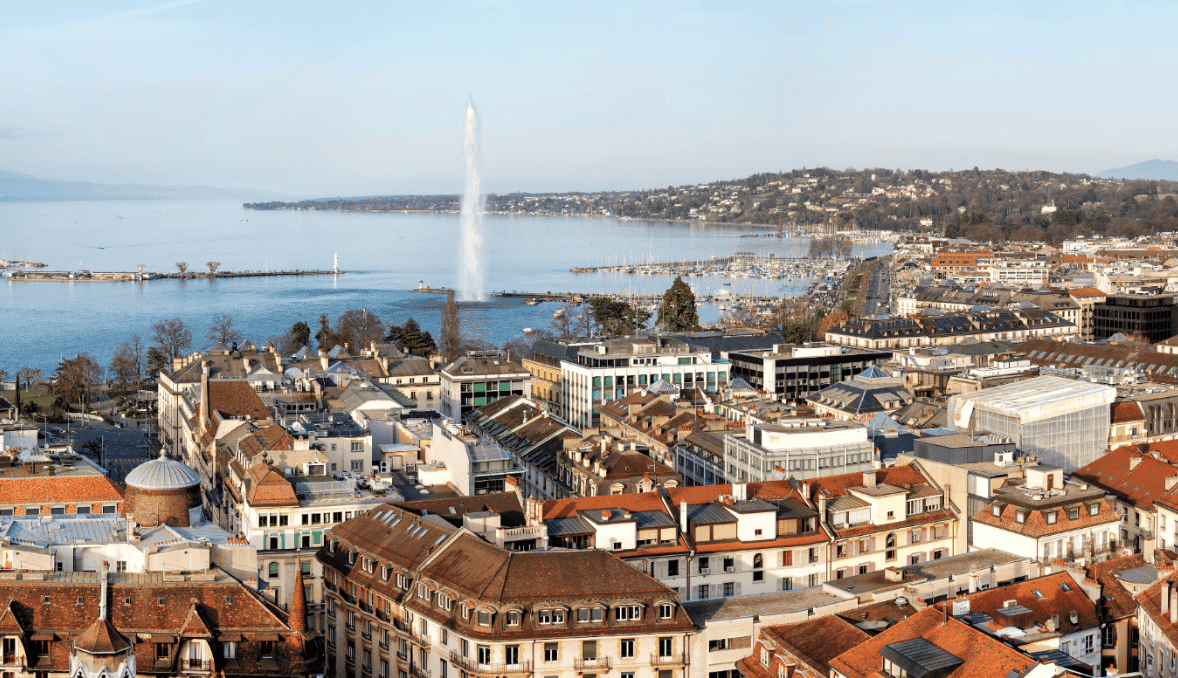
8, 269, 342, 282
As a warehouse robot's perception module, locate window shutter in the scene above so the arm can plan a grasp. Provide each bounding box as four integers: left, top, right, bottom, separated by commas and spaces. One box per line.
869, 536, 877, 552
781, 550, 793, 567
921, 528, 928, 542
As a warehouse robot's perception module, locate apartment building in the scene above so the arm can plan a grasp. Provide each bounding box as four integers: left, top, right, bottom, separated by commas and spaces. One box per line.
318, 504, 696, 678
536, 480, 829, 600
806, 465, 957, 580
439, 352, 531, 422
726, 343, 892, 403
971, 465, 1122, 562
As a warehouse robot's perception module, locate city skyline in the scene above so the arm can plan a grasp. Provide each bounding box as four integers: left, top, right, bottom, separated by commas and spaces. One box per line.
2, 1, 1176, 197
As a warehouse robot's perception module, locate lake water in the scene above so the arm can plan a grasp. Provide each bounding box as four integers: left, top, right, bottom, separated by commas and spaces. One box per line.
1, 199, 892, 373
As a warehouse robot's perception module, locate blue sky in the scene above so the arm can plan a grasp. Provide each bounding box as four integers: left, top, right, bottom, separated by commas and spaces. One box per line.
2, 1, 1176, 196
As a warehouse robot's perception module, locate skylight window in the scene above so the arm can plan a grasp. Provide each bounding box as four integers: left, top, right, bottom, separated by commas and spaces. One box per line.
1032, 589, 1044, 599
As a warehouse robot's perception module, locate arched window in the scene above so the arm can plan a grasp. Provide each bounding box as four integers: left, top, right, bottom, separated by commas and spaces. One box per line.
268, 562, 280, 578
885, 533, 896, 548
753, 554, 763, 569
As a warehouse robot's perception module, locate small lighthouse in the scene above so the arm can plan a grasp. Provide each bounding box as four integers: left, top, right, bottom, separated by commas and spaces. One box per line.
333, 252, 339, 274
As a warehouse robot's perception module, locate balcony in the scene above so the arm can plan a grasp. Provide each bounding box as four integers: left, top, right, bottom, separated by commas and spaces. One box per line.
409, 667, 431, 678
574, 658, 611, 672
324, 580, 338, 592
359, 602, 373, 614
362, 632, 372, 641
340, 593, 357, 605
0, 655, 21, 667
410, 631, 431, 647
651, 653, 689, 667
182, 659, 213, 672
449, 655, 532, 677
397, 650, 409, 662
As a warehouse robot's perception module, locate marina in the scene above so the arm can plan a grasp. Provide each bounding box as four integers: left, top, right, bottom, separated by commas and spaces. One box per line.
569, 253, 855, 283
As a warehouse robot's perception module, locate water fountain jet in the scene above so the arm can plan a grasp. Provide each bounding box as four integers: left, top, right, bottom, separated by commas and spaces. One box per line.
458, 98, 485, 301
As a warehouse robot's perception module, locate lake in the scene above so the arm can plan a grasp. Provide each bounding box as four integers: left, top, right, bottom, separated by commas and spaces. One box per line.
0, 199, 892, 374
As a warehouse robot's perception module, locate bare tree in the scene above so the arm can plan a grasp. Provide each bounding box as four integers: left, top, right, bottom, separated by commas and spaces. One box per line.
572, 309, 596, 338
54, 354, 104, 409
109, 343, 140, 391
207, 261, 221, 278
176, 262, 189, 279
0, 368, 9, 386
152, 318, 193, 361
17, 367, 42, 388
128, 335, 144, 389
334, 309, 386, 352
548, 303, 575, 339
207, 313, 243, 345
440, 292, 461, 364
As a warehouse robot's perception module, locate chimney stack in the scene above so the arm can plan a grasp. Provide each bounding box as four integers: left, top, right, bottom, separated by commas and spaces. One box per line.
1170, 587, 1177, 625
1164, 581, 1171, 614
679, 501, 688, 533
99, 561, 109, 620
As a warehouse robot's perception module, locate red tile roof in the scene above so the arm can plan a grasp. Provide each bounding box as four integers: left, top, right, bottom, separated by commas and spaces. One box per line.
1072, 446, 1178, 511
0, 474, 124, 507
950, 571, 1099, 631
805, 464, 928, 499
1111, 401, 1145, 424
1067, 287, 1107, 299
542, 491, 669, 520
245, 464, 299, 507
206, 380, 270, 421
1136, 570, 1178, 648
829, 607, 1035, 678
972, 496, 1119, 538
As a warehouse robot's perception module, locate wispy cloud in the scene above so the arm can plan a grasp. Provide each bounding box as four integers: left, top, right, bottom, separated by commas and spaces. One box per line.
119, 0, 207, 20
0, 127, 45, 139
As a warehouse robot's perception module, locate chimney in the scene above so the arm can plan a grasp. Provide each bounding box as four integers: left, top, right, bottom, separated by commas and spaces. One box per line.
1130, 456, 1143, 472
1168, 476, 1178, 492
818, 493, 827, 518
1171, 587, 1177, 625
99, 561, 109, 620
319, 349, 329, 371
863, 471, 877, 488
1164, 581, 1171, 615
969, 570, 979, 594
679, 501, 688, 533
199, 360, 211, 429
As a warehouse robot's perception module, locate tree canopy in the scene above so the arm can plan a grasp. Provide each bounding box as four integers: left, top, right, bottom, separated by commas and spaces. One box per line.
656, 276, 700, 331
588, 297, 650, 336
388, 318, 436, 357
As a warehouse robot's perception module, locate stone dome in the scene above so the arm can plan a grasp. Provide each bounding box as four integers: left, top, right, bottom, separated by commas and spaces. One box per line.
125, 450, 201, 490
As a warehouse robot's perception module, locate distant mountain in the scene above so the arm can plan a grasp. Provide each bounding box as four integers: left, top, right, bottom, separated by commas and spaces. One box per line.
1097, 159, 1178, 181
0, 170, 290, 201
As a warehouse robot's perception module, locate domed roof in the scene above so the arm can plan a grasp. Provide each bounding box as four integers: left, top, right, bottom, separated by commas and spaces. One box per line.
125, 449, 201, 490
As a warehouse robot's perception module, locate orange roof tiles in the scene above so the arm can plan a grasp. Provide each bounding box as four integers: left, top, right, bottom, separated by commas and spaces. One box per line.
1111, 401, 1146, 424
951, 571, 1098, 631
805, 464, 927, 499
1073, 446, 1178, 511
830, 608, 1034, 678
542, 491, 668, 520
0, 474, 124, 507
206, 380, 270, 421
1067, 287, 1107, 298
245, 464, 299, 507
972, 496, 1119, 538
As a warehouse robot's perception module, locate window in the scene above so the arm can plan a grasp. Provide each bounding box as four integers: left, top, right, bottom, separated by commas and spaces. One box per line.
698, 557, 710, 574
224, 641, 237, 658
582, 641, 597, 660
544, 643, 558, 663
1046, 512, 1057, 525
477, 645, 491, 667
697, 584, 710, 599
883, 657, 906, 678
709, 639, 730, 652
477, 610, 491, 626
667, 560, 679, 577
615, 606, 641, 621
658, 637, 673, 658
538, 610, 551, 625
505, 645, 520, 667
620, 639, 634, 658
506, 610, 521, 626
659, 603, 674, 619
259, 641, 275, 659
1090, 503, 1100, 516
1069, 507, 1080, 520
268, 562, 279, 578
156, 643, 171, 662
418, 584, 430, 600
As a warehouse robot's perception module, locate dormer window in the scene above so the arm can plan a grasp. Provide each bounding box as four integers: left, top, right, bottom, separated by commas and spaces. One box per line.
1016, 511, 1026, 524
1068, 507, 1080, 520
1046, 512, 1058, 525
659, 603, 674, 619
460, 603, 469, 620
437, 593, 453, 611
992, 505, 1001, 517
614, 605, 642, 621
418, 584, 430, 600
506, 611, 521, 626
1089, 503, 1100, 516
476, 610, 491, 627
347, 550, 355, 564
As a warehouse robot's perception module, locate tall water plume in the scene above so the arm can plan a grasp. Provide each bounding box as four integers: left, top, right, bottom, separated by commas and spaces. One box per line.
458, 98, 485, 301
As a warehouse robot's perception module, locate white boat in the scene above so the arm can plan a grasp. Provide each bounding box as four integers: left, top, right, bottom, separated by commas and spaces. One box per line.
553, 309, 566, 319
522, 328, 536, 334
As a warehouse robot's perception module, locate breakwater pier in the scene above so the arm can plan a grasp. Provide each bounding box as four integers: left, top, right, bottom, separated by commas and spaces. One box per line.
8, 269, 342, 282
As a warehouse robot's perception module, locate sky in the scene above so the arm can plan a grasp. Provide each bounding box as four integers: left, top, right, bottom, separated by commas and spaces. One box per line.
2, 1, 1177, 197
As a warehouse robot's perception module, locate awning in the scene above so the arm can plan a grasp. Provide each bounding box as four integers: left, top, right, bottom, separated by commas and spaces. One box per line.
219, 633, 243, 642
252, 633, 281, 642
151, 634, 178, 643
